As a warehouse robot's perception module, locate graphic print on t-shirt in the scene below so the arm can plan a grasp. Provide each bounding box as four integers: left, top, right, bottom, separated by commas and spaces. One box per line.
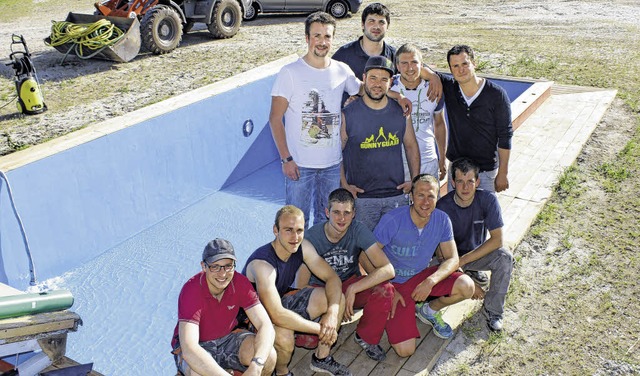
320, 246, 354, 280
360, 126, 400, 149
301, 88, 340, 148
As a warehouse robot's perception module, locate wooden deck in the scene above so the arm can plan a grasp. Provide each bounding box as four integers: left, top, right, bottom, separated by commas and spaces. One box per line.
289, 82, 617, 375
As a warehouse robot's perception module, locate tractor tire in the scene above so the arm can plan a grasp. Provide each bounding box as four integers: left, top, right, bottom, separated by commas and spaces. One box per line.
327, 0, 349, 19
141, 5, 183, 54
243, 2, 259, 21
208, 0, 242, 39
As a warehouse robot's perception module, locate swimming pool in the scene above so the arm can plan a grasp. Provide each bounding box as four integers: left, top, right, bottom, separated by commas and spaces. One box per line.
0, 56, 541, 374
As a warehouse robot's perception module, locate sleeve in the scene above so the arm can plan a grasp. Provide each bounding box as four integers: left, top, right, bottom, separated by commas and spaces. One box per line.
438, 211, 455, 243
484, 193, 504, 231
237, 274, 261, 310
271, 66, 294, 101
494, 86, 513, 150
373, 212, 398, 247
354, 221, 378, 252
434, 96, 445, 112
177, 280, 202, 325
343, 65, 361, 96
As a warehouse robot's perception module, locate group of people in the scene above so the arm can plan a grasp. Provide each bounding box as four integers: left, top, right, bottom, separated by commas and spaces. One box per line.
171, 3, 515, 376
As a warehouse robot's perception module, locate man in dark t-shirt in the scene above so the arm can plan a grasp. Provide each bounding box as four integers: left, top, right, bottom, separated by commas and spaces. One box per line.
297, 188, 395, 361
436, 158, 514, 332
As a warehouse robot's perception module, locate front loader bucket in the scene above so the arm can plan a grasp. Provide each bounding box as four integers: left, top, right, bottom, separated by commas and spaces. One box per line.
45, 12, 140, 63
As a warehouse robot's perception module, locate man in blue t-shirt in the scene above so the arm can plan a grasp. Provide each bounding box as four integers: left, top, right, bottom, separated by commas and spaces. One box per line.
435, 158, 513, 332
373, 174, 474, 357
297, 188, 395, 361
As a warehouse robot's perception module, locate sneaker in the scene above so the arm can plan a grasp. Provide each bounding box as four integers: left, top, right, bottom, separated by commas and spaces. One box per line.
483, 308, 504, 332
354, 333, 386, 361
465, 270, 489, 287
295, 333, 318, 349
415, 303, 454, 339
310, 354, 352, 376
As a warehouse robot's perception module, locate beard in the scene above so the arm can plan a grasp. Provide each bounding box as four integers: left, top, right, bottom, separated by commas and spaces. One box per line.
364, 85, 386, 101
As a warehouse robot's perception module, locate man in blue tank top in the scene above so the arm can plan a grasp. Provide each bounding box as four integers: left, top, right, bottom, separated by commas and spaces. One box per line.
341, 56, 421, 232
242, 205, 352, 376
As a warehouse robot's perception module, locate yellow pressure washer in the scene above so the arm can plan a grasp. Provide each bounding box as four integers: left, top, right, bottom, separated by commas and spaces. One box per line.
5, 34, 47, 115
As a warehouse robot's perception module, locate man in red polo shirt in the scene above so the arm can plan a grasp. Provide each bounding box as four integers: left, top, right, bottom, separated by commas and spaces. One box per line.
171, 239, 276, 376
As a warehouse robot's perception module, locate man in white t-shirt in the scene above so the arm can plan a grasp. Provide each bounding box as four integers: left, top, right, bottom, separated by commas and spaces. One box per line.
390, 43, 447, 183
269, 12, 363, 228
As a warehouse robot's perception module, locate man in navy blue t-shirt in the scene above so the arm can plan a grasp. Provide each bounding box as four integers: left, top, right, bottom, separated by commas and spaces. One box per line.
435, 158, 514, 332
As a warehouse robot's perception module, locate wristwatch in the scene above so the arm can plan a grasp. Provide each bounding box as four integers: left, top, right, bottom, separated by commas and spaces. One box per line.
281, 156, 293, 164
251, 357, 266, 367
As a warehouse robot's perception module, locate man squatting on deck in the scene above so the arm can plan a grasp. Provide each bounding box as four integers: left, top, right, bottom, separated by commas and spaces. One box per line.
171, 239, 276, 376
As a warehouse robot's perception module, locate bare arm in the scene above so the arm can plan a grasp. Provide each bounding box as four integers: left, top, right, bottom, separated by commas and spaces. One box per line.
269, 96, 299, 181
301, 240, 344, 346
178, 322, 230, 376
243, 304, 276, 374
434, 111, 447, 180
411, 240, 459, 302
245, 260, 321, 334
459, 227, 504, 268
495, 147, 510, 192
419, 65, 443, 102
397, 117, 420, 193
340, 113, 364, 197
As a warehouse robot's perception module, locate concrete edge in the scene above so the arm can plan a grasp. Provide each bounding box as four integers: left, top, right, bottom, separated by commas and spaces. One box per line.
0, 54, 300, 172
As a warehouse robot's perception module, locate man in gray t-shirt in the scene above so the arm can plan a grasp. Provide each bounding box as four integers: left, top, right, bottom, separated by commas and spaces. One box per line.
296, 188, 395, 361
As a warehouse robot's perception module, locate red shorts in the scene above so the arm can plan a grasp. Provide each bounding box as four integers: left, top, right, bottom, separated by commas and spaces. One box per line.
386, 265, 464, 345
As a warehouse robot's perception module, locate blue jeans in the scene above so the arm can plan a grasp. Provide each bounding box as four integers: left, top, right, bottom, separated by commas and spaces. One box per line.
285, 163, 340, 227
355, 194, 409, 232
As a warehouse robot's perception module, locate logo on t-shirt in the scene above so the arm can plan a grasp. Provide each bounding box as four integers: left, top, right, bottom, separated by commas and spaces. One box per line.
360, 126, 400, 149
301, 88, 340, 148
227, 305, 235, 310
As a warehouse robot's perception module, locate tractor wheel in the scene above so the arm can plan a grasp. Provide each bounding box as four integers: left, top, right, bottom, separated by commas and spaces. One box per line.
327, 0, 349, 19
141, 5, 183, 54
208, 0, 242, 39
243, 2, 259, 21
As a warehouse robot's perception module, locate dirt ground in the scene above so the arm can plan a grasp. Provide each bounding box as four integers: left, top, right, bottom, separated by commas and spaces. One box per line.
1, 0, 639, 374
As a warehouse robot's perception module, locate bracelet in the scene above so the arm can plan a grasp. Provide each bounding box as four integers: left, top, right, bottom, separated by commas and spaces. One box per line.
281, 156, 293, 164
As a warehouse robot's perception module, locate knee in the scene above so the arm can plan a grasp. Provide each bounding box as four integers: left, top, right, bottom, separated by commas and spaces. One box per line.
496, 247, 514, 270
274, 328, 294, 355
456, 274, 475, 299
392, 341, 416, 358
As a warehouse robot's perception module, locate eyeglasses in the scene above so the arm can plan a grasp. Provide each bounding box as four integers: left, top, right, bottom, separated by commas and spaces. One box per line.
204, 262, 235, 273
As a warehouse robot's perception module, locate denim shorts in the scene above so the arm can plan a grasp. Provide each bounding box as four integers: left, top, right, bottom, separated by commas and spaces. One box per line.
173, 329, 252, 374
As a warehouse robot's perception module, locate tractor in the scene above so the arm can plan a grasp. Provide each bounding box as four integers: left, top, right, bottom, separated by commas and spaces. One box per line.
94, 0, 252, 54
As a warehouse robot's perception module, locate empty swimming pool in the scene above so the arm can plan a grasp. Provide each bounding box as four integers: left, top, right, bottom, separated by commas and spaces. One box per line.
0, 56, 542, 374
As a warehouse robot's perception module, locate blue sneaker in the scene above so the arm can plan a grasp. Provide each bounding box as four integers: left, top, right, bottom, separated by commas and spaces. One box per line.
415, 303, 454, 339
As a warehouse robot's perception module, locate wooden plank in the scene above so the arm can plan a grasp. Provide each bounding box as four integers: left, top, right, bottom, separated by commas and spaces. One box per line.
0, 319, 78, 341
42, 356, 104, 376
